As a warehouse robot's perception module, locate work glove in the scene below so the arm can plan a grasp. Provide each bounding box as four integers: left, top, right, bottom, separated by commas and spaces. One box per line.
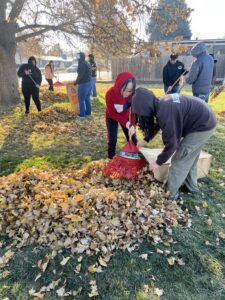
114, 104, 124, 113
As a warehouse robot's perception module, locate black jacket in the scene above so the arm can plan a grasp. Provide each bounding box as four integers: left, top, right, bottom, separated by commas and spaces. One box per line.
89, 60, 97, 77
163, 60, 185, 86
132, 88, 217, 165
75, 53, 91, 84
17, 56, 42, 88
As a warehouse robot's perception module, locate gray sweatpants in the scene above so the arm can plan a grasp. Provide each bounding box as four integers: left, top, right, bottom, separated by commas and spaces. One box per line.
167, 128, 215, 197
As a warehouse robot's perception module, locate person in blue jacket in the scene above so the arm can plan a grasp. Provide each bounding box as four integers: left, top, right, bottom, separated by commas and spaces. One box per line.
186, 42, 214, 102
74, 52, 92, 119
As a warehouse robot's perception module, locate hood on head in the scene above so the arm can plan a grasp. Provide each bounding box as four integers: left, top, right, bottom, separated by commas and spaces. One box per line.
114, 72, 136, 96
79, 52, 85, 62
28, 56, 36, 66
132, 87, 158, 117
191, 42, 207, 58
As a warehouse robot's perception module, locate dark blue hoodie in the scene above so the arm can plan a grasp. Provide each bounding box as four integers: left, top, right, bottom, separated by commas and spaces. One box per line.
75, 52, 91, 84
186, 42, 214, 94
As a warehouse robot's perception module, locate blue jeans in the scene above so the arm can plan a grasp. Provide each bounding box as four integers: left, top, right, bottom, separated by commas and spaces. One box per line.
164, 84, 179, 94
77, 81, 92, 117
91, 77, 97, 97
193, 93, 209, 103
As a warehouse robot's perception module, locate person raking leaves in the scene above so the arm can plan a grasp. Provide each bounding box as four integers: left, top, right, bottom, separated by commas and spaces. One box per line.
17, 56, 42, 114
131, 88, 217, 200
105, 72, 137, 159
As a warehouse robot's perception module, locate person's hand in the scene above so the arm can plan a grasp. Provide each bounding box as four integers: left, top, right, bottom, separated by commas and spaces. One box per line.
25, 70, 29, 75
137, 140, 147, 149
36, 84, 40, 89
126, 121, 131, 129
128, 125, 135, 136
149, 161, 160, 172
114, 104, 123, 113
167, 86, 172, 92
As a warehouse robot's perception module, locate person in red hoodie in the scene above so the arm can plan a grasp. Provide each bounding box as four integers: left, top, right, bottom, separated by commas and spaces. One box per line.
105, 72, 137, 159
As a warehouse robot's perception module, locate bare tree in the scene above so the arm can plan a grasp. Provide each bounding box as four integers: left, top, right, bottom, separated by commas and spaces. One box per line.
0, 0, 191, 108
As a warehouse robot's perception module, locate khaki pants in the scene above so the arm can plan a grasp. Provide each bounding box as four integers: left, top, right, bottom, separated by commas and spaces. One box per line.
167, 128, 215, 197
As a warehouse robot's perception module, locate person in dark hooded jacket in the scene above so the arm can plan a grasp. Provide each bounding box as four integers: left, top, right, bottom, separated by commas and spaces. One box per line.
105, 72, 137, 159
131, 88, 216, 200
74, 52, 92, 119
186, 42, 214, 102
17, 56, 42, 114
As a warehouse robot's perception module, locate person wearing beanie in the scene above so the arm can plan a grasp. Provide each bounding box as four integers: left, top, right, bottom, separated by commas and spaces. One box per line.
105, 72, 137, 159
186, 42, 214, 102
162, 54, 186, 94
131, 87, 216, 200
88, 54, 97, 98
17, 56, 42, 114
74, 52, 92, 119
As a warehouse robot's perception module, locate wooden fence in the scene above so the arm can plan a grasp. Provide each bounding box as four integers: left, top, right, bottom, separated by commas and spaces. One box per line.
111, 55, 225, 83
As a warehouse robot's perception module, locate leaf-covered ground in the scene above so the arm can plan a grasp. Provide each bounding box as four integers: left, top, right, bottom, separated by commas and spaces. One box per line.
0, 84, 225, 299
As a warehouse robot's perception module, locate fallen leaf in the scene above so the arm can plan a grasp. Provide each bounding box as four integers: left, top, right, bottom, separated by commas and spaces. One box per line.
60, 256, 70, 266
177, 258, 185, 266
99, 257, 107, 267
88, 264, 97, 274
35, 273, 42, 282
207, 218, 212, 226
75, 263, 81, 273
139, 253, 148, 260
167, 257, 175, 265
154, 287, 164, 297
56, 286, 65, 297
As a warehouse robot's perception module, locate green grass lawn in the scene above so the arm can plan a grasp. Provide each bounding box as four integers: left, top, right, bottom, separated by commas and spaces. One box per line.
0, 85, 225, 299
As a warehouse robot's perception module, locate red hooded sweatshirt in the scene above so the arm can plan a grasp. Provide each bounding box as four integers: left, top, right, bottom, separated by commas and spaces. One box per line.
105, 72, 135, 127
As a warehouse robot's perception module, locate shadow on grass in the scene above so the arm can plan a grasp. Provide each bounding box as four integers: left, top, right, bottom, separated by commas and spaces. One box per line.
0, 97, 107, 176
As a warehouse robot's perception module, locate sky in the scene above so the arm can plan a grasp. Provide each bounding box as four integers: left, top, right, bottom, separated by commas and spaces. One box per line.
186, 0, 225, 39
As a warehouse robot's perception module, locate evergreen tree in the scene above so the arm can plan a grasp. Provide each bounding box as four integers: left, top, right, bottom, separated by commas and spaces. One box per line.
147, 0, 192, 41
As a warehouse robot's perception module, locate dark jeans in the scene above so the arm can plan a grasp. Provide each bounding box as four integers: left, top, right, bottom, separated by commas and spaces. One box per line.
164, 84, 179, 94
22, 84, 41, 113
77, 81, 92, 117
106, 117, 138, 159
46, 79, 54, 91
193, 93, 209, 103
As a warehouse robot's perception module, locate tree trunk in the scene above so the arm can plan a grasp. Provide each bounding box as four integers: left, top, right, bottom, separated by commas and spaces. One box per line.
0, 22, 20, 108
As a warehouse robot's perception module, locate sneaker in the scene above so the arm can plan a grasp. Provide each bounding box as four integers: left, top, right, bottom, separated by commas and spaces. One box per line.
169, 192, 179, 201
77, 116, 86, 120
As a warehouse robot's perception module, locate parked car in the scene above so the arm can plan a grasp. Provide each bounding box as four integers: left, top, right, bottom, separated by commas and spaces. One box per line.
67, 64, 78, 73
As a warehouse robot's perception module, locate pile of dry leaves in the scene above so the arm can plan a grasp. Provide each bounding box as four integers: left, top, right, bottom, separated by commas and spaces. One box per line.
0, 161, 190, 255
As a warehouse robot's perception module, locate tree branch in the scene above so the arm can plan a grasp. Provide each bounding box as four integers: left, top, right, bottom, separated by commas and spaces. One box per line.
8, 0, 26, 22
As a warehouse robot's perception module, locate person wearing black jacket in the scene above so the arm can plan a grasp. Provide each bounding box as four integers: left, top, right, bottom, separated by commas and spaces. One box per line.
163, 54, 185, 94
131, 88, 216, 200
88, 54, 97, 98
17, 56, 42, 114
74, 52, 92, 119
